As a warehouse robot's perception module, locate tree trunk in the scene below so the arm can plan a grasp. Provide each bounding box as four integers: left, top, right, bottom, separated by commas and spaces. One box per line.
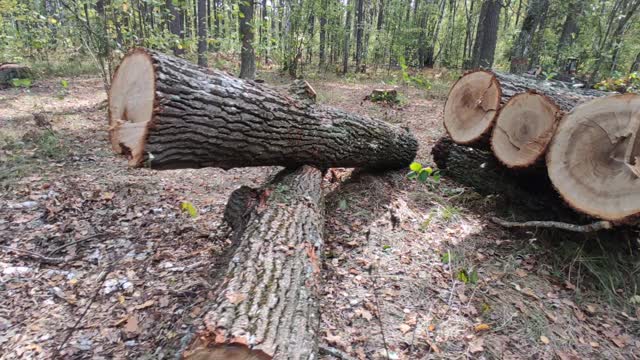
355, 0, 365, 72
183, 166, 324, 360
547, 94, 640, 222
510, 0, 549, 74
197, 0, 208, 66
431, 138, 579, 222
470, 0, 500, 69
238, 0, 256, 79
318, 0, 327, 69
342, 0, 352, 74
108, 48, 417, 170
555, 0, 582, 67
166, 0, 185, 56
631, 51, 640, 73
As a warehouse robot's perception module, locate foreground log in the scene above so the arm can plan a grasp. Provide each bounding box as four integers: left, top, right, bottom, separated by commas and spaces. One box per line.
431, 137, 580, 221
547, 94, 640, 222
108, 48, 417, 170
0, 63, 32, 89
443, 70, 599, 155
184, 166, 324, 360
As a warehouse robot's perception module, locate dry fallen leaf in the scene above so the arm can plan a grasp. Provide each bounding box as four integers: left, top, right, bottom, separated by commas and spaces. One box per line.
124, 315, 139, 335
590, 341, 600, 348
134, 300, 155, 310
399, 323, 411, 334
474, 323, 490, 332
469, 338, 484, 353
355, 308, 373, 321
515, 268, 528, 278
540, 335, 550, 344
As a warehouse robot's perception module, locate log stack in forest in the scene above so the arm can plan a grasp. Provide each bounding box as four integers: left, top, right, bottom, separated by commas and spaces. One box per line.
108, 48, 418, 359
439, 69, 640, 223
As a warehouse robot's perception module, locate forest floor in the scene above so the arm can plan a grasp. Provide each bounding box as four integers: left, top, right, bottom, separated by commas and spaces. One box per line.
1, 71, 639, 360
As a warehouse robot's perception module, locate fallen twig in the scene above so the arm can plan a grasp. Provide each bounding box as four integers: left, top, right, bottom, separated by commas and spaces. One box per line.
319, 345, 357, 360
47, 233, 104, 256
0, 246, 66, 264
491, 217, 613, 232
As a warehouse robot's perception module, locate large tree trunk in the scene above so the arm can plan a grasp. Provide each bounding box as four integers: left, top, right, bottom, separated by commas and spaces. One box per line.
166, 0, 185, 56
431, 138, 579, 222
108, 48, 417, 170
470, 0, 499, 69
184, 166, 324, 360
239, 0, 256, 79
555, 0, 582, 67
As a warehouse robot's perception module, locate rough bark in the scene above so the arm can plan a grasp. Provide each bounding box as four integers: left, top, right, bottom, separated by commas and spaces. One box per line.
555, 0, 582, 67
431, 138, 581, 222
318, 0, 327, 69
354, 0, 365, 72
0, 64, 32, 89
342, 0, 352, 74
108, 48, 417, 170
166, 0, 185, 56
239, 0, 256, 80
184, 166, 324, 360
632, 51, 640, 73
470, 0, 500, 69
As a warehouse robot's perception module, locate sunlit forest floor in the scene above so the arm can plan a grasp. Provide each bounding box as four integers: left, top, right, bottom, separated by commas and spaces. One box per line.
1, 70, 639, 359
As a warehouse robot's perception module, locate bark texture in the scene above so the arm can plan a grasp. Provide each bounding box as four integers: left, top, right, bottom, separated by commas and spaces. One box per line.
184, 166, 324, 360
239, 0, 256, 79
470, 0, 500, 69
431, 138, 580, 222
510, 0, 549, 73
109, 49, 417, 171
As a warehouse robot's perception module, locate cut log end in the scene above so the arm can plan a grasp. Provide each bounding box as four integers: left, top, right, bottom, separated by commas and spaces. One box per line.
444, 70, 501, 145
108, 49, 156, 166
491, 92, 560, 168
547, 94, 640, 221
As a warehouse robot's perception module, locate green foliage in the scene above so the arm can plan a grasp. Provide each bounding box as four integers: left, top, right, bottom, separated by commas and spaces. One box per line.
595, 72, 640, 93
180, 201, 198, 218
407, 161, 440, 185
10, 78, 32, 88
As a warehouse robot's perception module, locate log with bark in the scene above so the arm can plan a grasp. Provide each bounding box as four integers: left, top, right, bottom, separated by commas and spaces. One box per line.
547, 94, 640, 222
184, 166, 324, 360
0, 63, 32, 89
431, 137, 581, 222
443, 70, 602, 168
108, 48, 417, 171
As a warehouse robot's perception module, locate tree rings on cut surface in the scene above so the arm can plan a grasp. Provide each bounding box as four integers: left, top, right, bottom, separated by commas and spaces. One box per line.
108, 49, 156, 165
491, 92, 560, 169
547, 94, 640, 221
444, 70, 501, 145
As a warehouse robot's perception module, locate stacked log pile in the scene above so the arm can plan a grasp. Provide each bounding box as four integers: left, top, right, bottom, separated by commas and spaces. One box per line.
108, 48, 418, 359
438, 69, 640, 223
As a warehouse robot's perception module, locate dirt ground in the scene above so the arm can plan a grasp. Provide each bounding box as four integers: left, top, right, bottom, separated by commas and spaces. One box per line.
1, 73, 639, 360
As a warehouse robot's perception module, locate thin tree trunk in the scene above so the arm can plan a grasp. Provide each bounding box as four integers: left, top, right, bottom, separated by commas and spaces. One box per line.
355, 0, 364, 72
319, 0, 327, 69
631, 51, 640, 73
342, 0, 352, 74
239, 0, 256, 79
555, 0, 582, 67
197, 0, 208, 66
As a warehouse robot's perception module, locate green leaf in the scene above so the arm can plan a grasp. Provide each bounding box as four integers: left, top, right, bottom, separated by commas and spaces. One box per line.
457, 269, 469, 284
418, 170, 429, 183
338, 198, 348, 210
424, 166, 433, 176
409, 162, 422, 172
469, 269, 479, 284
382, 245, 391, 251
60, 79, 68, 88
407, 171, 418, 180
180, 201, 198, 218
441, 252, 450, 264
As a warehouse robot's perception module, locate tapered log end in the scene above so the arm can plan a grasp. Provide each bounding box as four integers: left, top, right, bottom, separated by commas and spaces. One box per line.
547, 94, 640, 221
444, 70, 501, 145
184, 344, 271, 360
491, 92, 560, 169
108, 49, 156, 167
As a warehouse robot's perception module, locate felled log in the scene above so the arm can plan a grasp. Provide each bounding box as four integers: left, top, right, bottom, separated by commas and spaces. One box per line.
108, 48, 417, 171
547, 94, 640, 222
184, 166, 324, 360
0, 63, 32, 88
443, 70, 600, 167
365, 88, 399, 103
431, 137, 580, 222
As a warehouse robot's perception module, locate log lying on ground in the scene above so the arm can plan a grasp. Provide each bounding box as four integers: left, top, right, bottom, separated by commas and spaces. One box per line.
443, 70, 600, 157
431, 137, 581, 221
0, 63, 32, 88
184, 166, 324, 360
108, 48, 417, 171
547, 94, 640, 222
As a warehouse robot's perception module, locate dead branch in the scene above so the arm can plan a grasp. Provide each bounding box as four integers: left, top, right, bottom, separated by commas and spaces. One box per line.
491, 217, 613, 232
